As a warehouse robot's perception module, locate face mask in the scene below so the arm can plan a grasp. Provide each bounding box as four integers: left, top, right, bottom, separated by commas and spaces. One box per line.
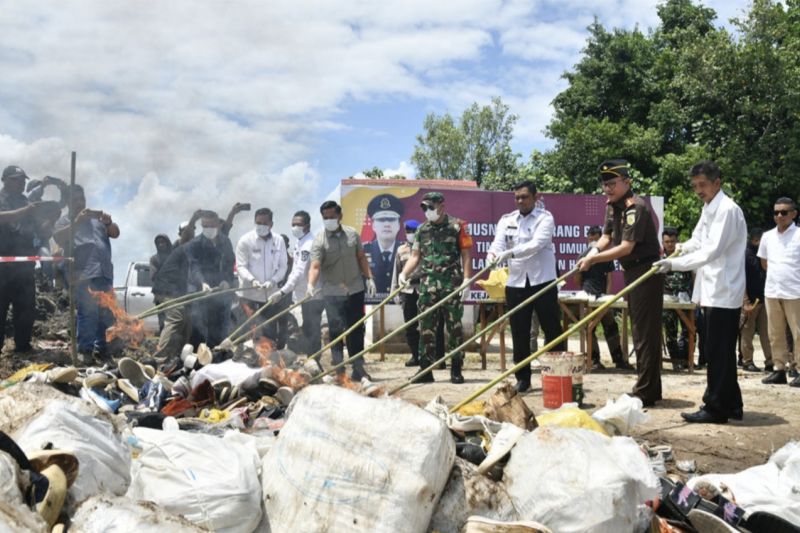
424, 208, 440, 222
406, 233, 415, 244
202, 227, 218, 240
256, 224, 271, 238
291, 225, 305, 239
323, 219, 340, 232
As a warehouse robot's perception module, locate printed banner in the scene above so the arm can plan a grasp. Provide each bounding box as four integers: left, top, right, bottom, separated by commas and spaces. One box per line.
340, 180, 663, 303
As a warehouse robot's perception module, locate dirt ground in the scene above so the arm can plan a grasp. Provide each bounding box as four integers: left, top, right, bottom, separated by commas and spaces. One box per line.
357, 335, 799, 477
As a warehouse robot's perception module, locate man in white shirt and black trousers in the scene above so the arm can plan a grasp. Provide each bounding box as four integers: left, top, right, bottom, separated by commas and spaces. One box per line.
487, 180, 565, 393
655, 161, 747, 424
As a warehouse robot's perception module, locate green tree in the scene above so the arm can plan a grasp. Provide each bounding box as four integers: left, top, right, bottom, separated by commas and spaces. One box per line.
411, 97, 521, 186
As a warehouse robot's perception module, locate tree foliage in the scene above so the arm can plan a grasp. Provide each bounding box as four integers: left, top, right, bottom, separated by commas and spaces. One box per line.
411, 97, 520, 186
534, 0, 800, 236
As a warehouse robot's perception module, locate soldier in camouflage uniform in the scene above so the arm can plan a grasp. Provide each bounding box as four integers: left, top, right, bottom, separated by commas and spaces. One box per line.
662, 227, 692, 370
400, 192, 473, 383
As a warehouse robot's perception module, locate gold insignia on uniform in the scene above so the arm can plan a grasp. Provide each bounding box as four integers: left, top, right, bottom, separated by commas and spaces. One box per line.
625, 210, 636, 226
380, 197, 391, 209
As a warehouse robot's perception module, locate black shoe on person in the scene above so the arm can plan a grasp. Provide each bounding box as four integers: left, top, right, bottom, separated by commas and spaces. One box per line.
789, 369, 799, 379
615, 360, 634, 371
404, 356, 419, 367
449, 359, 464, 384
790, 375, 800, 388
681, 409, 728, 424
764, 362, 774, 372
411, 370, 434, 384
762, 370, 787, 385
742, 362, 761, 372
514, 380, 531, 394
700, 403, 743, 421
591, 361, 605, 371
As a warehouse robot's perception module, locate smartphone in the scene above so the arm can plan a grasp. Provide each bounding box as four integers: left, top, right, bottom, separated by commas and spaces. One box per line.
240, 203, 251, 211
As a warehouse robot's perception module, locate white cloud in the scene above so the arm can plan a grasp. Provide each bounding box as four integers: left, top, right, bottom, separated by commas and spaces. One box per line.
352, 160, 416, 180
0, 0, 751, 281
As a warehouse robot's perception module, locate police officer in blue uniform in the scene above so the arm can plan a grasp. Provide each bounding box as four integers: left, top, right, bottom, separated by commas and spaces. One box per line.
364, 193, 404, 297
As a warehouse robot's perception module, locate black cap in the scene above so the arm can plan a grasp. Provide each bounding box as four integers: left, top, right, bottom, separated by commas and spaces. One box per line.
367, 193, 404, 218
598, 159, 630, 181
2, 165, 29, 180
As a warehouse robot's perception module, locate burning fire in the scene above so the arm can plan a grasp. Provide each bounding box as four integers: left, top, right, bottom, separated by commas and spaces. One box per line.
89, 289, 145, 346
255, 336, 311, 390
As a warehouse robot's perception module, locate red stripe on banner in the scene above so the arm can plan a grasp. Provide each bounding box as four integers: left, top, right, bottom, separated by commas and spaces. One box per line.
0, 256, 70, 263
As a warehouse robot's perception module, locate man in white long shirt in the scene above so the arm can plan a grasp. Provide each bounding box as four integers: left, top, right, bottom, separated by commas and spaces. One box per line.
759, 197, 800, 387
487, 180, 564, 393
267, 210, 325, 355
654, 161, 746, 424
236, 208, 288, 344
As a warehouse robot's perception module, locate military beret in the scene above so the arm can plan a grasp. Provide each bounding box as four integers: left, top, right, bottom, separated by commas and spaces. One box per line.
422, 191, 444, 203
367, 193, 404, 218
598, 159, 631, 181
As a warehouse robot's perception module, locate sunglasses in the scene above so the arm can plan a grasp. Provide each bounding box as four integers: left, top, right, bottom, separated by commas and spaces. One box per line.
774, 209, 795, 217
420, 203, 437, 211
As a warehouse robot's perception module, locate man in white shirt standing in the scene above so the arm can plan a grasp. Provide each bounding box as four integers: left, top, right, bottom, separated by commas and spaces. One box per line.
267, 210, 325, 356
759, 197, 800, 387
487, 180, 564, 393
655, 161, 747, 424
236, 207, 288, 345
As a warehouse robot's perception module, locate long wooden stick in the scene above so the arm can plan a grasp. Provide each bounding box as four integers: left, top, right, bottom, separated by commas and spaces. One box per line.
135, 286, 260, 319
308, 283, 408, 362
310, 260, 499, 382
448, 260, 669, 413
389, 267, 579, 395
228, 295, 311, 346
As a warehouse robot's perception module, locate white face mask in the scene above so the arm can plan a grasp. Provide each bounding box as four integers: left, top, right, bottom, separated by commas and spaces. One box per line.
424, 208, 440, 222
406, 233, 415, 244
202, 227, 218, 240
291, 225, 305, 239
255, 224, 271, 238
323, 219, 340, 232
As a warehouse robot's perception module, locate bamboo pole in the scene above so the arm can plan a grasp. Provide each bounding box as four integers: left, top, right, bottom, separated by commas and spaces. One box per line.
135, 285, 261, 319
307, 283, 408, 362
449, 259, 669, 413
389, 267, 579, 395
310, 260, 499, 382
230, 294, 311, 346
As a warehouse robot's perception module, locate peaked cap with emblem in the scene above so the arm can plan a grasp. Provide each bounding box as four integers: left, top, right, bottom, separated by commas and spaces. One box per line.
2, 165, 29, 180
367, 193, 404, 218
598, 159, 631, 181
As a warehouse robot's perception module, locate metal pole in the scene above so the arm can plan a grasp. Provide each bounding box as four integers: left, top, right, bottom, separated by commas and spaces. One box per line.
67, 152, 77, 365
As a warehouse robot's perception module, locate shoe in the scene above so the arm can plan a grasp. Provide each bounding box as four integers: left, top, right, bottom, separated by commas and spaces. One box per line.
118, 358, 150, 388
688, 509, 740, 532
591, 361, 605, 371
762, 370, 787, 384
700, 403, 743, 421
351, 369, 372, 382
790, 369, 799, 379
764, 362, 774, 372
615, 360, 634, 370
275, 386, 294, 406
404, 357, 419, 367
737, 356, 743, 367
450, 359, 464, 384
672, 361, 687, 371
117, 378, 140, 403
515, 380, 531, 393
411, 370, 434, 383
438, 360, 447, 370
742, 362, 761, 372
681, 409, 728, 424
790, 375, 800, 388
80, 387, 121, 414
744, 510, 800, 533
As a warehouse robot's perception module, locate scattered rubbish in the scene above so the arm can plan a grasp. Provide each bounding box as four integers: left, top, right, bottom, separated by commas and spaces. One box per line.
676, 459, 697, 473
536, 405, 608, 435
461, 515, 554, 533
484, 381, 537, 431
591, 393, 649, 436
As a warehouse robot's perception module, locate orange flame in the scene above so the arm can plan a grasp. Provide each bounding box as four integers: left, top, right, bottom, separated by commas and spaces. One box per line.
89, 289, 145, 346
334, 373, 359, 391
254, 336, 311, 390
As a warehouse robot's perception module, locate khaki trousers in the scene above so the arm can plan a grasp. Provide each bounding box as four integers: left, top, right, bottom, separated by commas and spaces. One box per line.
740, 304, 772, 364
765, 297, 800, 370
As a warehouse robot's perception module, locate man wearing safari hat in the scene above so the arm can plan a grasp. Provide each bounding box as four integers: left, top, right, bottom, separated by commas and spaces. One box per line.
400, 191, 473, 383
577, 159, 664, 407
364, 193, 405, 295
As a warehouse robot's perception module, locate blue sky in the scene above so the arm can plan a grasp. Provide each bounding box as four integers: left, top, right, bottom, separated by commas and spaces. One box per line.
0, 0, 750, 280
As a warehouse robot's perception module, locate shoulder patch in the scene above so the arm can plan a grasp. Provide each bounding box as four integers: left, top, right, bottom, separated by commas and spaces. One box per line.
625, 209, 636, 226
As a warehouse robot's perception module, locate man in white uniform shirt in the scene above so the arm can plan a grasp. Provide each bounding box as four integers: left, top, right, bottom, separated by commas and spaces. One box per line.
487, 180, 564, 393
759, 197, 800, 387
654, 161, 747, 424
268, 210, 325, 355
236, 207, 288, 344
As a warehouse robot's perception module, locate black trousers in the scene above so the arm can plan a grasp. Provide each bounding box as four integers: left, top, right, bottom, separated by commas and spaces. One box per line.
241, 297, 285, 347
700, 307, 743, 418
506, 279, 564, 385
590, 308, 624, 363
324, 291, 366, 373
625, 265, 664, 403
402, 291, 444, 360
0, 265, 35, 351
301, 299, 325, 355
